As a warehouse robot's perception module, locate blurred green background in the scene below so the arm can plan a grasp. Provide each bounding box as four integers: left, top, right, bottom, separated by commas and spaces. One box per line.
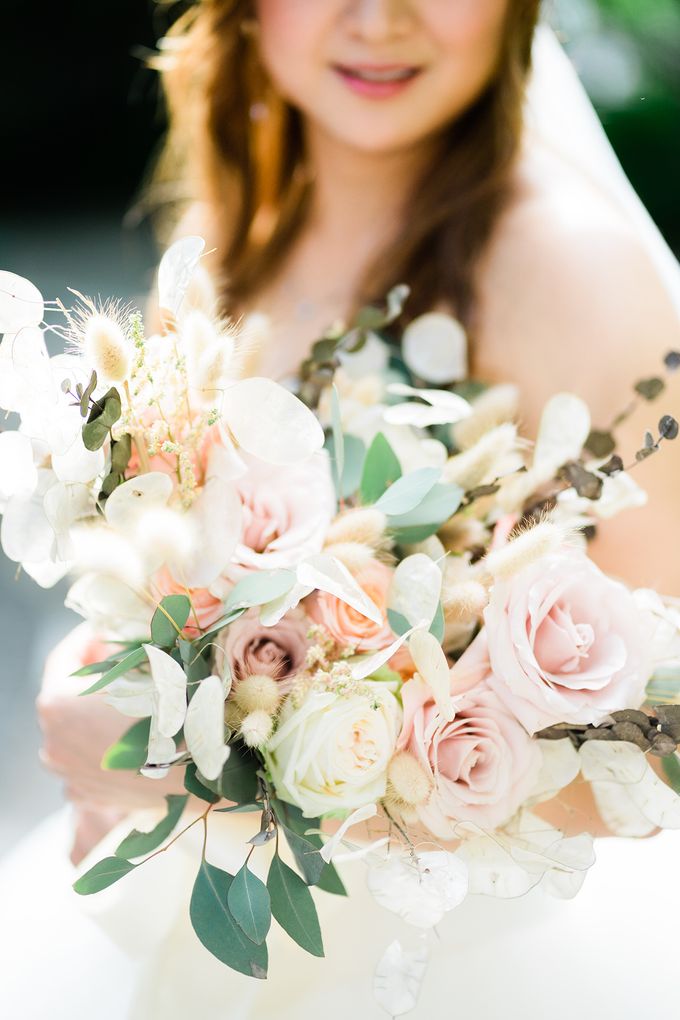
0, 0, 678, 853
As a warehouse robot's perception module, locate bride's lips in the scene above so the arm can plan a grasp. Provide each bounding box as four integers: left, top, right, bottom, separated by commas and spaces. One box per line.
331, 63, 423, 99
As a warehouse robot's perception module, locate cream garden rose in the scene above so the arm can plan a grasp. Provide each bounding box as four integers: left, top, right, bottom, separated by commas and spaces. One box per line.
263, 681, 402, 817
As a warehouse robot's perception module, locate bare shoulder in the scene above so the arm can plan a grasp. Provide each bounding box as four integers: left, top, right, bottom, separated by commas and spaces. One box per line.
476, 156, 679, 426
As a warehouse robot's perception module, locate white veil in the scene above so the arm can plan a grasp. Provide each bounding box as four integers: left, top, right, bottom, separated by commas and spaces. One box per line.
526, 26, 680, 317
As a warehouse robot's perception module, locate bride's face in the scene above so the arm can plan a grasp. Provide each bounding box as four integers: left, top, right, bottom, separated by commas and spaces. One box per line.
253, 0, 510, 153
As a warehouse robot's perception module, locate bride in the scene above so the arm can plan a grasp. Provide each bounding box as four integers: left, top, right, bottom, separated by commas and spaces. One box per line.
2, 2, 679, 1017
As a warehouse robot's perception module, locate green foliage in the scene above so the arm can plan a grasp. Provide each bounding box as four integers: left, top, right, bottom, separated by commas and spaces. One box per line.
73, 856, 136, 895
267, 853, 324, 958
360, 432, 402, 505
280, 826, 326, 886
228, 863, 271, 945
200, 745, 260, 805
429, 602, 445, 643
325, 432, 366, 500
373, 466, 440, 516
82, 387, 122, 451
225, 570, 296, 614
115, 795, 188, 859
184, 762, 221, 804
101, 717, 151, 771
151, 595, 191, 647
272, 799, 346, 896
77, 645, 146, 696
190, 862, 268, 978
388, 483, 464, 543
662, 753, 680, 795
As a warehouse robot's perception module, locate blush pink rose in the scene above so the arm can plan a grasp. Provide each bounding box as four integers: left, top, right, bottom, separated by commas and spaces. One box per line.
398, 675, 541, 835
468, 551, 652, 735
226, 451, 336, 578
214, 608, 309, 691
153, 566, 224, 638
306, 559, 397, 654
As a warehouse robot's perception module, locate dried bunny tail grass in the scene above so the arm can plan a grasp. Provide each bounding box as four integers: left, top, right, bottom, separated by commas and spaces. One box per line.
442, 422, 520, 491
387, 752, 432, 806
233, 673, 282, 715
224, 700, 244, 731
323, 541, 377, 574
240, 709, 274, 748
382, 791, 420, 826
452, 383, 520, 450
480, 518, 574, 581
442, 580, 489, 622
63, 293, 137, 383
325, 508, 388, 550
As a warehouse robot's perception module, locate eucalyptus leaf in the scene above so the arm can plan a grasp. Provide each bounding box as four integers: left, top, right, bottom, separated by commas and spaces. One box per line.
115, 794, 188, 859
387, 609, 411, 637
267, 854, 324, 957
190, 862, 268, 978
325, 433, 366, 500
201, 744, 259, 805
662, 754, 680, 796
110, 433, 132, 474
81, 418, 110, 452
373, 467, 440, 516
225, 570, 296, 614
388, 483, 464, 542
429, 602, 445, 643
73, 856, 136, 896
281, 826, 326, 886
215, 803, 261, 813
271, 799, 346, 895
360, 432, 402, 505
228, 863, 271, 945
78, 645, 147, 696
151, 595, 192, 647
330, 384, 344, 495
184, 762, 221, 804
101, 717, 151, 771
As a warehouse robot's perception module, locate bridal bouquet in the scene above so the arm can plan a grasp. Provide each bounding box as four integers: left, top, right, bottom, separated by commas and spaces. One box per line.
2, 238, 680, 1014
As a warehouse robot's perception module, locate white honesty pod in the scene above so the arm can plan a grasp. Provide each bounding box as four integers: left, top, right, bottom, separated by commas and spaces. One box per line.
225, 376, 324, 465
319, 803, 378, 864
0, 327, 51, 414
350, 624, 422, 681
528, 738, 581, 804
373, 939, 429, 1019
533, 393, 591, 475
401, 312, 467, 384
297, 553, 383, 626
105, 473, 174, 533
389, 553, 442, 629
384, 382, 471, 428
580, 739, 680, 832
157, 235, 206, 317
0, 271, 44, 333
168, 475, 242, 589
144, 644, 188, 738
408, 628, 453, 721
105, 674, 155, 719
367, 850, 468, 929
183, 674, 230, 782
65, 573, 152, 638
0, 431, 37, 505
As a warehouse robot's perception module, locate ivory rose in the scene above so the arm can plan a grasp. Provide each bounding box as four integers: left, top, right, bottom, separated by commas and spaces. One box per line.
226, 451, 336, 577
264, 682, 402, 817
469, 551, 652, 734
398, 676, 541, 835
213, 608, 309, 693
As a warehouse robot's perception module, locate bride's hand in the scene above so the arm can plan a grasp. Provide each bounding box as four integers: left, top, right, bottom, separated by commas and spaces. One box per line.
37, 623, 187, 813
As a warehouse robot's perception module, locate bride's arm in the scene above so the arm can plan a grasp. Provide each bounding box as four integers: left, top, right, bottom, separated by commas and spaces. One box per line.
477, 167, 680, 592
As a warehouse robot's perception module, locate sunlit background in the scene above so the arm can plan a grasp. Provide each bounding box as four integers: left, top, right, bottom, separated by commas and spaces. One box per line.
1, 0, 679, 853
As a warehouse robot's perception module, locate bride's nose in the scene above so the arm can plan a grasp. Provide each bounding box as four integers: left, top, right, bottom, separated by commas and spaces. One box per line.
342, 0, 416, 41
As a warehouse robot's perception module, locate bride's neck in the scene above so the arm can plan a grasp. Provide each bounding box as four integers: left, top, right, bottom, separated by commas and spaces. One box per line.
304, 122, 432, 254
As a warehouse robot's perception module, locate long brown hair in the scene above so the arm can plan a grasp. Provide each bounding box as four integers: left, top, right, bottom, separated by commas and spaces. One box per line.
153, 0, 541, 332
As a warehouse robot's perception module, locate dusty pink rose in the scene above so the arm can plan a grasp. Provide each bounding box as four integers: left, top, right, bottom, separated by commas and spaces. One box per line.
471, 550, 652, 734
214, 608, 309, 691
398, 676, 541, 835
306, 559, 397, 653
227, 451, 335, 577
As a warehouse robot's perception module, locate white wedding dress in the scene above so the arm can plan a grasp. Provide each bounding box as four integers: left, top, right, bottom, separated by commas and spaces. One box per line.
1, 28, 679, 1020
